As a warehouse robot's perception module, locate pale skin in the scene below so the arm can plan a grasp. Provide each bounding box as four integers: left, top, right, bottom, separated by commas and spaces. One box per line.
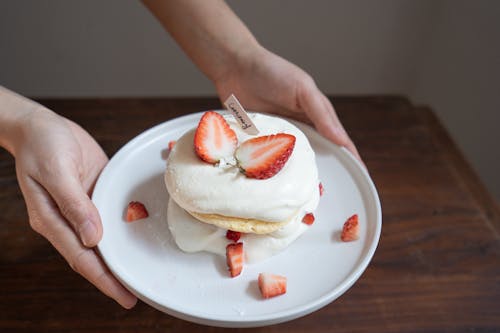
0, 0, 362, 308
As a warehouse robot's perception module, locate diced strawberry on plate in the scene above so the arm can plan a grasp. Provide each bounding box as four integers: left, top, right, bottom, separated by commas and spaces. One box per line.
226, 230, 242, 242
235, 133, 296, 179
226, 242, 244, 277
341, 214, 359, 242
302, 213, 315, 225
319, 182, 324, 196
258, 273, 287, 299
168, 140, 176, 150
125, 201, 149, 222
194, 111, 238, 164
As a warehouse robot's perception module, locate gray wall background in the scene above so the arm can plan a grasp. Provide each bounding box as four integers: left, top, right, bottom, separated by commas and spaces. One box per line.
1, 0, 499, 201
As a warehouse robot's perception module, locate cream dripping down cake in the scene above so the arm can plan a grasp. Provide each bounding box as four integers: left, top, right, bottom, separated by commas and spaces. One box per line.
164, 111, 320, 277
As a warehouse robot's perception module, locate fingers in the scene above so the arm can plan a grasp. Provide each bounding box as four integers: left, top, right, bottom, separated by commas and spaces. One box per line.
67, 247, 137, 309
319, 94, 364, 164
298, 81, 364, 165
19, 174, 137, 309
38, 167, 103, 248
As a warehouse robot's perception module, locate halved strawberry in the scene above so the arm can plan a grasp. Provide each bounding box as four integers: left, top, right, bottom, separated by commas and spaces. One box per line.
125, 201, 149, 222
302, 213, 315, 225
341, 214, 359, 241
319, 182, 324, 196
168, 140, 176, 150
194, 111, 237, 164
235, 133, 296, 179
258, 273, 287, 298
226, 242, 244, 277
226, 230, 242, 242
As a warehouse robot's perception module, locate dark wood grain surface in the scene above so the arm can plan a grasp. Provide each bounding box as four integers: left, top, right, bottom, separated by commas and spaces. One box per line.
1, 96, 499, 332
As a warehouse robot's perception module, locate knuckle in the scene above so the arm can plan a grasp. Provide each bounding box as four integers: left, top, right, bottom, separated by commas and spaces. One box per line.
29, 216, 43, 234
301, 74, 316, 90
69, 249, 92, 275
296, 75, 318, 100
27, 208, 45, 234
95, 271, 110, 288
58, 195, 86, 226
37, 156, 68, 181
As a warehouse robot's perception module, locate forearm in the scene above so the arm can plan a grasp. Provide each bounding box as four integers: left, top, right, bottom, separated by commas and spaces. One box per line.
0, 86, 41, 155
141, 0, 261, 82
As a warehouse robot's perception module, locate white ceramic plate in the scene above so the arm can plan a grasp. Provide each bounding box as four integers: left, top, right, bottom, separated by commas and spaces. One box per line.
93, 111, 381, 327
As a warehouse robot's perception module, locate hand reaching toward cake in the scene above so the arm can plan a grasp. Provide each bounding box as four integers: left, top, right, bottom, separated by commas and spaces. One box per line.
213, 47, 363, 164
142, 0, 363, 164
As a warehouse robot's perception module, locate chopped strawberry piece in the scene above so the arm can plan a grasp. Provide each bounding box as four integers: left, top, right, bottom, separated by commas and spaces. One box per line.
302, 213, 315, 225
168, 140, 176, 150
125, 201, 149, 222
341, 214, 359, 242
235, 133, 296, 179
194, 111, 238, 164
226, 230, 242, 242
319, 182, 324, 196
258, 273, 287, 298
226, 242, 244, 277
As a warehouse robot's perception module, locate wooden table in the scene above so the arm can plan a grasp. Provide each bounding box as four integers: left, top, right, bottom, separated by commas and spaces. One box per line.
1, 96, 499, 332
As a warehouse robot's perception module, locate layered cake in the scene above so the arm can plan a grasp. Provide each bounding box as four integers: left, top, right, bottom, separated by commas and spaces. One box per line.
165, 111, 320, 267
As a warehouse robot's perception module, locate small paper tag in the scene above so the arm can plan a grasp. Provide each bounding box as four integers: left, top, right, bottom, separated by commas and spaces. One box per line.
223, 94, 259, 135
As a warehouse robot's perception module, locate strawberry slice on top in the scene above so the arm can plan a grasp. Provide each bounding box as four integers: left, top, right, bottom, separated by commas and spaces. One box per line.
235, 133, 296, 179
194, 111, 238, 164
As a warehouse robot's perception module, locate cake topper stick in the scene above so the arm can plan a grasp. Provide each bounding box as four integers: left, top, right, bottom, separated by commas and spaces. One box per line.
223, 94, 260, 135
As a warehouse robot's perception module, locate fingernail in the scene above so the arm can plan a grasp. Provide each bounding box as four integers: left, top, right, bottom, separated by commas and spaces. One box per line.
79, 220, 97, 247
121, 295, 138, 309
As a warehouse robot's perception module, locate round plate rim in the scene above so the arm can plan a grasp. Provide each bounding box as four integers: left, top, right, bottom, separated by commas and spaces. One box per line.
93, 111, 382, 327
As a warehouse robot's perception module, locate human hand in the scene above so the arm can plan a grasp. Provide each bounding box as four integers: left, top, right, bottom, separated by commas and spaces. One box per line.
10, 107, 137, 308
141, 1, 361, 163
214, 46, 363, 163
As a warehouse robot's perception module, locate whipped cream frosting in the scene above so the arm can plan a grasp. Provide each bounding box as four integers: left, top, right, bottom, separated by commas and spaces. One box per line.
164, 113, 319, 223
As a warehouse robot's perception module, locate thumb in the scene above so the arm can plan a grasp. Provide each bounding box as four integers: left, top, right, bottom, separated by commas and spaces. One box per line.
42, 171, 103, 247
